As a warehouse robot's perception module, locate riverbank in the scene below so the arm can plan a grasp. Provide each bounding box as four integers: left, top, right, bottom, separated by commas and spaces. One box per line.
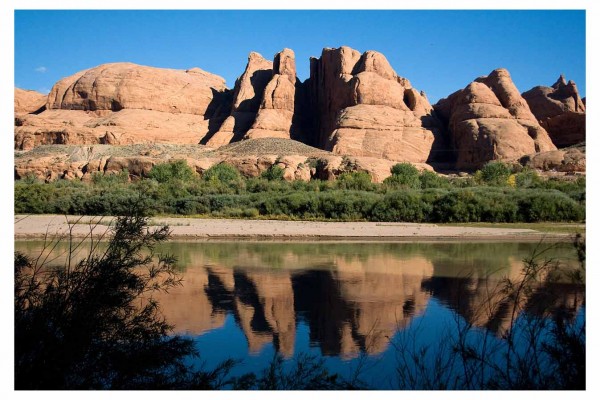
13, 215, 581, 242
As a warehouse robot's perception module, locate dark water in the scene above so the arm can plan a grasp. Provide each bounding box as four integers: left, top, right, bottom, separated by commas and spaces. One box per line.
15, 240, 585, 389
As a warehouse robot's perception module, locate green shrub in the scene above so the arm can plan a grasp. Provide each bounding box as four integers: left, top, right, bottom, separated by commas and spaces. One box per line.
385, 163, 421, 189
260, 165, 285, 181
515, 168, 542, 188
148, 160, 195, 183
336, 171, 374, 191
419, 170, 450, 189
477, 162, 512, 185
203, 163, 241, 184
371, 191, 427, 222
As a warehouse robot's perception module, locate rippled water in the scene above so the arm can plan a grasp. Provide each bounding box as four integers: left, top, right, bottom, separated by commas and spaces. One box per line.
15, 240, 584, 389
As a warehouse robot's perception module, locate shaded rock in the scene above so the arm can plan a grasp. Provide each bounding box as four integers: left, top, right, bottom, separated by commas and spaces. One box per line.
434, 68, 556, 169
522, 75, 586, 147
206, 53, 273, 147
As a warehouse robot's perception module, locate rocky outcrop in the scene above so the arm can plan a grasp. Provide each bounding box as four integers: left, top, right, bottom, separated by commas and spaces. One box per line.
205, 53, 273, 147
522, 75, 586, 148
434, 68, 557, 169
15, 62, 231, 150
14, 142, 438, 183
14, 88, 46, 114
306, 47, 444, 163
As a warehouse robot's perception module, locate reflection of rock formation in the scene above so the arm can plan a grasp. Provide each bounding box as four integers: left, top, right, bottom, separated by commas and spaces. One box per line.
293, 257, 433, 358
422, 259, 585, 336
204, 267, 296, 357
151, 265, 226, 335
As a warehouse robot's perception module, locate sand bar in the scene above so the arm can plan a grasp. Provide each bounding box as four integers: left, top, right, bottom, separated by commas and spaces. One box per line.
13, 214, 577, 242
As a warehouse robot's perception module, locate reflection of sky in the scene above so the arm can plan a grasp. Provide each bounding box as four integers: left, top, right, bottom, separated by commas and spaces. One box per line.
190, 298, 461, 389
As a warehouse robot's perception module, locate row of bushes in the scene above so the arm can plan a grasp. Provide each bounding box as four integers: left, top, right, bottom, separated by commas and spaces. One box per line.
14, 160, 585, 222
15, 179, 585, 223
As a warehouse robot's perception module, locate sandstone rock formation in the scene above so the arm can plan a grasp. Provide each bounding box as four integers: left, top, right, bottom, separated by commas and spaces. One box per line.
205, 53, 273, 147
14, 88, 46, 114
16, 62, 229, 150
434, 68, 557, 169
522, 75, 586, 148
306, 46, 444, 163
245, 49, 299, 140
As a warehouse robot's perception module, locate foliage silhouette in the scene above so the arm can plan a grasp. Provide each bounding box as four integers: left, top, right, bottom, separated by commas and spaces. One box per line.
14, 212, 237, 389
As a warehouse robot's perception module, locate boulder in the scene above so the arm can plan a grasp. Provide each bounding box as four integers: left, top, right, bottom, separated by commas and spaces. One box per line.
522, 75, 586, 147
434, 68, 557, 169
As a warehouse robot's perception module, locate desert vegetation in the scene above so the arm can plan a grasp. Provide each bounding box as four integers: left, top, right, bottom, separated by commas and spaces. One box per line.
14, 161, 585, 223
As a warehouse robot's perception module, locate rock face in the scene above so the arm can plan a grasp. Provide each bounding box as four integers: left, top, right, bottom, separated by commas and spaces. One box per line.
522, 75, 586, 148
14, 88, 46, 114
434, 68, 557, 169
204, 53, 274, 147
306, 47, 444, 163
15, 63, 230, 150
14, 49, 585, 174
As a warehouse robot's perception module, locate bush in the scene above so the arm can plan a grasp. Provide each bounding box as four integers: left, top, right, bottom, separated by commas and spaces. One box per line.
203, 163, 241, 184
336, 171, 374, 191
419, 170, 450, 189
385, 163, 421, 189
371, 191, 427, 222
260, 165, 286, 181
477, 162, 512, 185
148, 160, 195, 183
14, 214, 216, 389
515, 168, 542, 188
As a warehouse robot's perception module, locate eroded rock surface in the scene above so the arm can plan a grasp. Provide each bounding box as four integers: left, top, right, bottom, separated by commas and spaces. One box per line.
434, 68, 556, 169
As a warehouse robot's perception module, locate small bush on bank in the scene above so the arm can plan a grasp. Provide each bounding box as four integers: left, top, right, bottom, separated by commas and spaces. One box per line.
385, 163, 421, 189
477, 161, 512, 186
336, 171, 374, 191
148, 160, 195, 183
260, 165, 286, 181
203, 163, 241, 184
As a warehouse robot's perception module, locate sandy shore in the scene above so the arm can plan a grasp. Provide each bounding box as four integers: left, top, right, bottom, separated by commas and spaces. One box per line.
13, 214, 575, 242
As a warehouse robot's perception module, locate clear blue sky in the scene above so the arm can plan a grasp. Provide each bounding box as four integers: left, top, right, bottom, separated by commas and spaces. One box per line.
14, 10, 586, 103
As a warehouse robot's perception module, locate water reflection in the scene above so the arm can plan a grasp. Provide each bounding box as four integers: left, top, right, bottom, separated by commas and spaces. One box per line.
15, 240, 583, 362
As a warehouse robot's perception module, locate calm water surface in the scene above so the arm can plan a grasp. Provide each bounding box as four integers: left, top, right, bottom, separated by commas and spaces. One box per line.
15, 240, 584, 389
